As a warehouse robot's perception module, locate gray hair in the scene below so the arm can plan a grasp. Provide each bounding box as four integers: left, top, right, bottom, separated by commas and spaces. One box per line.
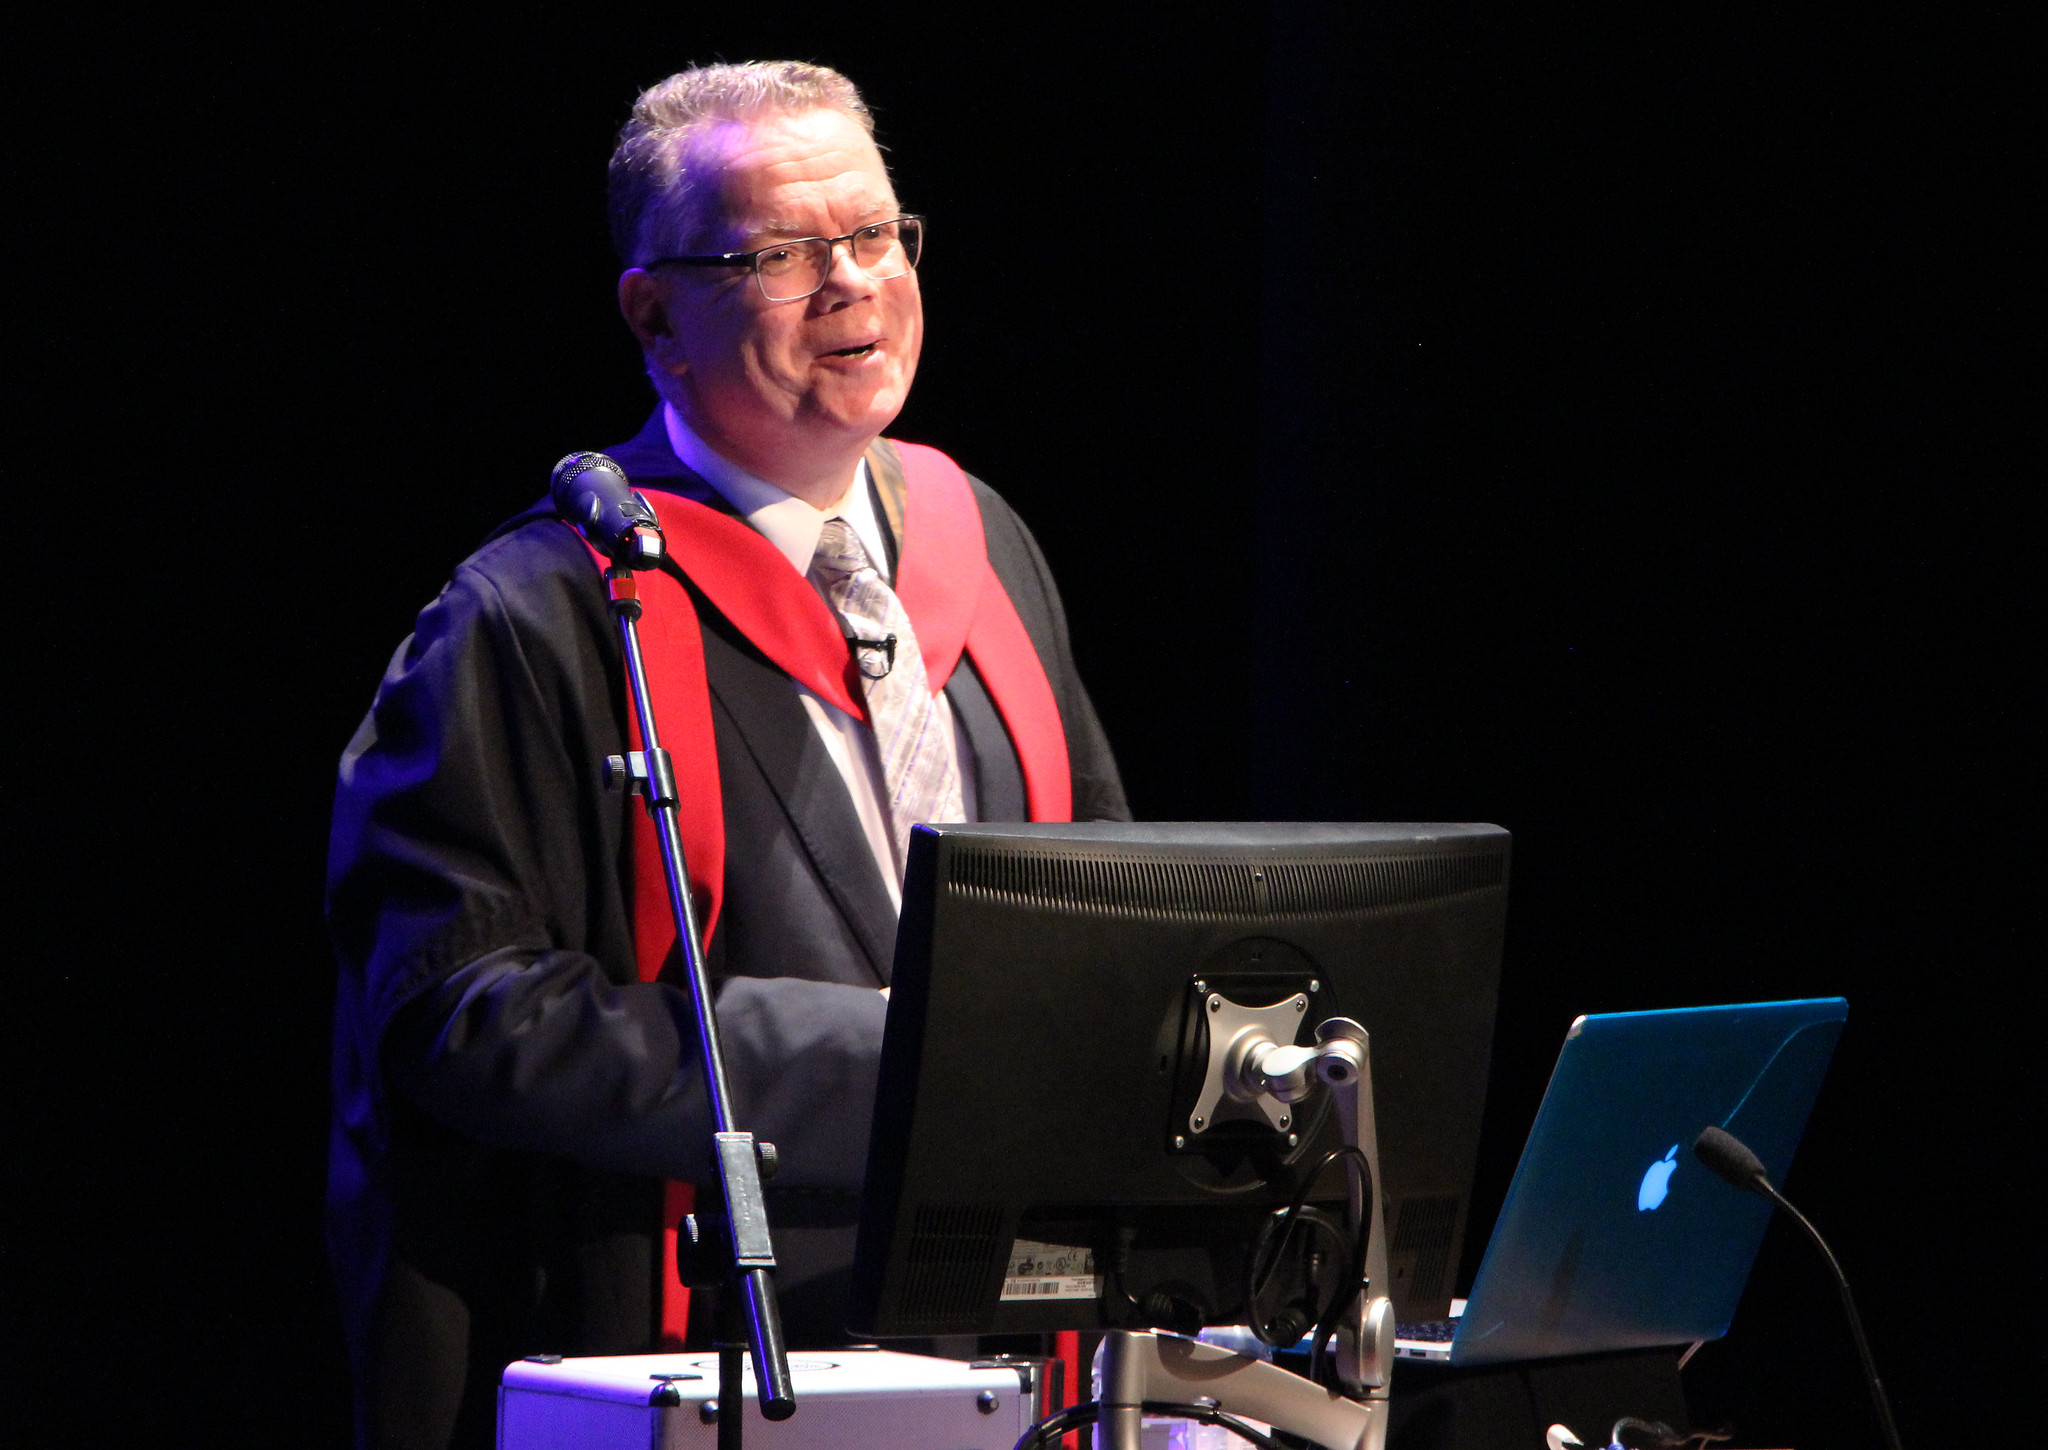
608, 61, 876, 267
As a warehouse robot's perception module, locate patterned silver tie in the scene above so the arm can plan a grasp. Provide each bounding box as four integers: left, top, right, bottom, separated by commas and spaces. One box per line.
810, 518, 965, 861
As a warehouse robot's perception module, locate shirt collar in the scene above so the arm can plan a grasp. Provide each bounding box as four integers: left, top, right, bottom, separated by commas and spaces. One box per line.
662, 404, 889, 580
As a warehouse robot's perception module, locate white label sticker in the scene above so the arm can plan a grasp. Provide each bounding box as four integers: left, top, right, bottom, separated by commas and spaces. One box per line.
1000, 1239, 1100, 1301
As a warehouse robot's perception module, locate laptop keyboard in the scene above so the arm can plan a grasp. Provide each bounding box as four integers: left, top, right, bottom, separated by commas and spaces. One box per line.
1396, 1319, 1459, 1344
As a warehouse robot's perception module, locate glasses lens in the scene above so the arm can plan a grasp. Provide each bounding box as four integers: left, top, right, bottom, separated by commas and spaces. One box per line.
756, 239, 832, 302
752, 220, 923, 301
851, 218, 921, 278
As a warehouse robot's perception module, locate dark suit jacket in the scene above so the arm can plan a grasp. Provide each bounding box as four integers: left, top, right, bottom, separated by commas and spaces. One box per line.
324, 412, 1128, 1449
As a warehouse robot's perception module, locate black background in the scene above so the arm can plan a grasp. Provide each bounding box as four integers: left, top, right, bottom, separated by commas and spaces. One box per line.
8, 3, 2032, 1446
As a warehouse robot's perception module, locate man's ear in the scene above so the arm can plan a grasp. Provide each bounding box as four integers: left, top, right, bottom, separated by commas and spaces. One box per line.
619, 268, 680, 359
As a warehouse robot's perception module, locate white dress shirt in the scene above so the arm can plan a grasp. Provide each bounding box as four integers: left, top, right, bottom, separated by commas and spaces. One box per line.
662, 405, 977, 911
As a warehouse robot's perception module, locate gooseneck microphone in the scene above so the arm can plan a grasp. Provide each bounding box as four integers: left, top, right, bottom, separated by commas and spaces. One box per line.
1692, 1126, 1904, 1450
1691, 1125, 1770, 1189
551, 451, 665, 567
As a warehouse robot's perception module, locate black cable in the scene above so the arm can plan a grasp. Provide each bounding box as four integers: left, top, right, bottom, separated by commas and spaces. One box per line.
1307, 1157, 1373, 1383
1672, 1431, 1735, 1450
1609, 1416, 1733, 1450
1010, 1399, 1294, 1450
1143, 1400, 1295, 1450
1011, 1401, 1096, 1450
1247, 1144, 1374, 1362
1307, 1157, 1372, 1385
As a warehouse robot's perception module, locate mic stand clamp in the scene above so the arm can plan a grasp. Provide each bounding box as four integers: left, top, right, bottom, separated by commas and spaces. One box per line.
598, 562, 795, 1444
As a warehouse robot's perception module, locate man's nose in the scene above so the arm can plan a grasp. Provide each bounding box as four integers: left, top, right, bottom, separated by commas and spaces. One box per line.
816, 238, 879, 299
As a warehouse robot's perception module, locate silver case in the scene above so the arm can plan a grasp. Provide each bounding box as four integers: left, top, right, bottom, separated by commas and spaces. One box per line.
498, 1349, 1036, 1450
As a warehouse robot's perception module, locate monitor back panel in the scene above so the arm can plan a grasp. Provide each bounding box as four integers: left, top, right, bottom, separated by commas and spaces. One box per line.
850, 822, 1509, 1338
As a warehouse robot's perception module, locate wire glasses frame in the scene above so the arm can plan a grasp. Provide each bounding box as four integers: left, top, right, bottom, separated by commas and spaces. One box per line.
648, 215, 924, 302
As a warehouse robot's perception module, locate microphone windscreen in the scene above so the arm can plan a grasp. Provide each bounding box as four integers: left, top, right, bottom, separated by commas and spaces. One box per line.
550, 451, 664, 566
551, 451, 630, 516
1693, 1125, 1770, 1193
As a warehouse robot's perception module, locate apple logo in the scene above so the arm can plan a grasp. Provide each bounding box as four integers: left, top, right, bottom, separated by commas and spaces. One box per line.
1637, 1145, 1679, 1211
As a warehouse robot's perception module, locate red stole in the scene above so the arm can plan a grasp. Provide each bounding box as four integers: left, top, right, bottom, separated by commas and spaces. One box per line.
578, 441, 1072, 1345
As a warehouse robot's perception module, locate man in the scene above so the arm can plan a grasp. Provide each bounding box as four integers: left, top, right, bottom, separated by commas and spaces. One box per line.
325, 61, 1127, 1450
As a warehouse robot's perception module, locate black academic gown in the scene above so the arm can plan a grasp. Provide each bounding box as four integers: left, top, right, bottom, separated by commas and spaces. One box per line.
324, 413, 1129, 1450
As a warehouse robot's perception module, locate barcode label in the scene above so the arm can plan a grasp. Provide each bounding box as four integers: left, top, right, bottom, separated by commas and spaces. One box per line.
999, 1274, 1099, 1301
1000, 1239, 1099, 1301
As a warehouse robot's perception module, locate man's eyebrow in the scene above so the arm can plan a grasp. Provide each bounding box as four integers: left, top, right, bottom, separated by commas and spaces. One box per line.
736, 205, 902, 242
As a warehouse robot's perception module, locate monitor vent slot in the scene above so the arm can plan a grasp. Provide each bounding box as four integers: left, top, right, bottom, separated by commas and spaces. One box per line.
947, 849, 1504, 919
1389, 1194, 1461, 1311
896, 1204, 1006, 1331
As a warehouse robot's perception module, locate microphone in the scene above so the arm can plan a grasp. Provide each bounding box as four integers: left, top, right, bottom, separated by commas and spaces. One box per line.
551, 451, 664, 568
1692, 1124, 1768, 1191
1691, 1126, 1904, 1450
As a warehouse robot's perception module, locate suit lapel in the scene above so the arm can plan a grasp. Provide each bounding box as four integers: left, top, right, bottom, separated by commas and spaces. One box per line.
697, 612, 897, 981
611, 408, 897, 979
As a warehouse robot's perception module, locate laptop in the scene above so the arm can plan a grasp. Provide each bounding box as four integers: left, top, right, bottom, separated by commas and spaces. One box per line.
1394, 997, 1848, 1367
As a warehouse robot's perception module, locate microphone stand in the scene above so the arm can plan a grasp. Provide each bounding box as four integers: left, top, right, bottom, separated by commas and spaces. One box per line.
1749, 1175, 1903, 1450
600, 560, 795, 1446
1694, 1126, 1902, 1450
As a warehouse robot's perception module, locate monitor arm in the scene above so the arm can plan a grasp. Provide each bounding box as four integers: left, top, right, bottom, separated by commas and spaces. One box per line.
1087, 1014, 1393, 1450
1305, 1017, 1398, 1402
1093, 1329, 1383, 1450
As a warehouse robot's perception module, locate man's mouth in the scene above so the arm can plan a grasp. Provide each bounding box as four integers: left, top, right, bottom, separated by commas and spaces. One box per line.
825, 341, 879, 359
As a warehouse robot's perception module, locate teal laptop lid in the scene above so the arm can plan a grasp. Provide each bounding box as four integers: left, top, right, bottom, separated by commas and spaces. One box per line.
1449, 997, 1848, 1367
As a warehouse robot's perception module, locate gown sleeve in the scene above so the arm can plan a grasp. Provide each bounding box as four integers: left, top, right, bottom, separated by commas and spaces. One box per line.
326, 519, 886, 1191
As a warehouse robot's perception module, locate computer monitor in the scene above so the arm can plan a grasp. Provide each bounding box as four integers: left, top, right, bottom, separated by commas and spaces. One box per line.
848, 822, 1509, 1340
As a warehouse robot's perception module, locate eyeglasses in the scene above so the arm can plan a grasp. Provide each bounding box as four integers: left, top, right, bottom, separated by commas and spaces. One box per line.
649, 215, 924, 303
